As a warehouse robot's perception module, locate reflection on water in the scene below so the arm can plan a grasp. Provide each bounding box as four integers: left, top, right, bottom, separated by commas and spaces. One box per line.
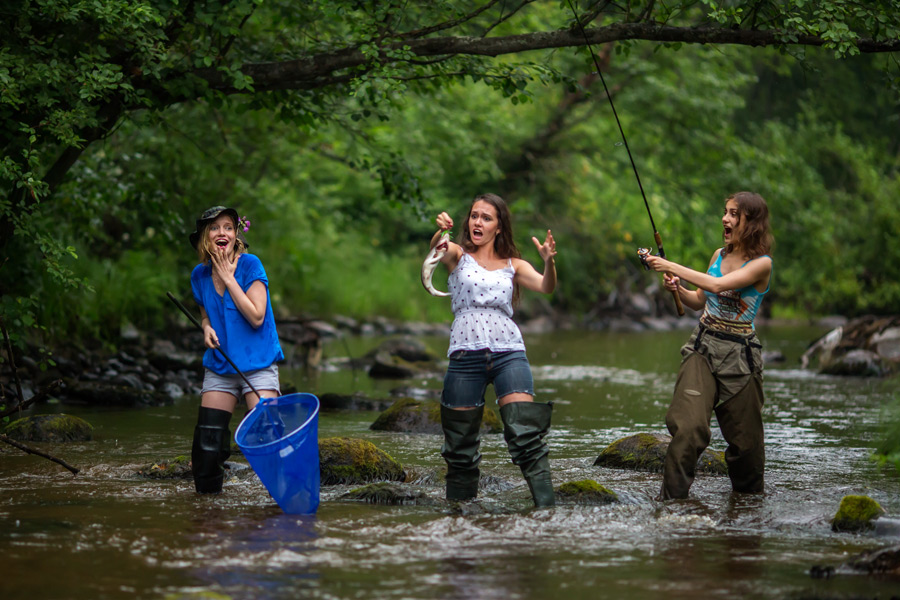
2, 326, 899, 599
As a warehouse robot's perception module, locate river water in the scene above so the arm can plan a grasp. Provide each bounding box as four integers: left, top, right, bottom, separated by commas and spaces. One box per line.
2, 325, 899, 599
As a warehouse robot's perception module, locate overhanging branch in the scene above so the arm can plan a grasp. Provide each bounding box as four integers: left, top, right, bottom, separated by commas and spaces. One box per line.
192, 23, 900, 94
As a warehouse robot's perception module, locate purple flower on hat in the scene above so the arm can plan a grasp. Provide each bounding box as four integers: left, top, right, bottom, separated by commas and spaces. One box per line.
239, 216, 251, 232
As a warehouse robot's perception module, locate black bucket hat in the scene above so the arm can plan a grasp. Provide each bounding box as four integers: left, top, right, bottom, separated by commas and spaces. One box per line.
189, 206, 249, 249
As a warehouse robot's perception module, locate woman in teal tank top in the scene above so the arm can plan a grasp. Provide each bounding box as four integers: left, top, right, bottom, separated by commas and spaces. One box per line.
645, 192, 773, 500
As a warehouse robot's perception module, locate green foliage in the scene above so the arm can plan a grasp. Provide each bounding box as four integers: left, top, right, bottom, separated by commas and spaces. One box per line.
874, 376, 900, 472
2, 1, 900, 345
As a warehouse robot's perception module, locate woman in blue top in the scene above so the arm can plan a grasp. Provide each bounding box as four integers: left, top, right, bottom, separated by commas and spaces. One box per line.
188, 206, 284, 494
645, 192, 773, 499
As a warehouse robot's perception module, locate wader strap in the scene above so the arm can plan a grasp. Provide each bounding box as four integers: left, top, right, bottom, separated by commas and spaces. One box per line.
695, 325, 762, 372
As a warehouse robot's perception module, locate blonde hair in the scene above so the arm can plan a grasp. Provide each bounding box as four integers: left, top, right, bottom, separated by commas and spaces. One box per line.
195, 217, 246, 263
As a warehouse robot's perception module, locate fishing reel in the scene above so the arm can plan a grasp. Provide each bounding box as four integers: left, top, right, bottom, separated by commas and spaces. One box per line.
637, 247, 656, 270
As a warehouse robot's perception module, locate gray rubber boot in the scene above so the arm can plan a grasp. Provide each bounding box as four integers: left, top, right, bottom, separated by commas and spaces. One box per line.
440, 404, 484, 501
500, 402, 555, 508
191, 406, 233, 494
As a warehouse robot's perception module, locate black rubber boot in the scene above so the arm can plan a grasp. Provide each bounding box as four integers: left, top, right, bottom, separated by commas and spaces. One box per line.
500, 402, 555, 508
440, 404, 484, 501
191, 406, 233, 494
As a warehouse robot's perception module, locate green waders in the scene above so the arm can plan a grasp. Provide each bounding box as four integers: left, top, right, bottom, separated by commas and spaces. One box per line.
500, 401, 555, 508
440, 404, 484, 501
660, 325, 766, 500
192, 406, 233, 494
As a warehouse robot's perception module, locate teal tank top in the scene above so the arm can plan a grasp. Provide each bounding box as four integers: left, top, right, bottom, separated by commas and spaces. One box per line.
700, 251, 771, 334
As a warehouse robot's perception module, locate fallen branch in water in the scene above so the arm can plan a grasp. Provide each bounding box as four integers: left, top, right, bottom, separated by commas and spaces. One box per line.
0, 379, 62, 420
0, 434, 80, 475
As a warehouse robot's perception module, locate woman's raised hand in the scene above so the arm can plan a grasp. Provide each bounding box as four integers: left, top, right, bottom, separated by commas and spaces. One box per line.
532, 230, 557, 262
210, 247, 238, 282
436, 212, 453, 231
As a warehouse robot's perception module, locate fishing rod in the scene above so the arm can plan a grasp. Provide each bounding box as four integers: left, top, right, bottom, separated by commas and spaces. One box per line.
564, 0, 684, 316
166, 291, 263, 402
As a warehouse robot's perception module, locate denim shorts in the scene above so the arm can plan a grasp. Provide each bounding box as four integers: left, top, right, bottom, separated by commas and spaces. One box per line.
441, 350, 534, 408
201, 364, 281, 398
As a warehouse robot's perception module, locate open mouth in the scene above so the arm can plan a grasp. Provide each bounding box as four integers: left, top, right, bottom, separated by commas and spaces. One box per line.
472, 228, 483, 240
215, 239, 229, 248
723, 226, 733, 237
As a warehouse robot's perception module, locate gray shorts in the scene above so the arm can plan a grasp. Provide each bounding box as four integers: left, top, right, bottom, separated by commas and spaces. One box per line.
201, 364, 281, 398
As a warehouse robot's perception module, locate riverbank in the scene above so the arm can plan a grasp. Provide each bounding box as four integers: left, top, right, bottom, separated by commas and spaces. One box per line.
0, 309, 850, 411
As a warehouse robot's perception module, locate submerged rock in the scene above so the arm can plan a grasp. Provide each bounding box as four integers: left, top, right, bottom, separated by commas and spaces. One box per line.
557, 480, 618, 505
319, 437, 405, 485
3, 414, 93, 442
845, 544, 900, 574
318, 392, 394, 412
593, 433, 727, 475
341, 482, 437, 506
369, 398, 502, 434
136, 455, 193, 479
368, 351, 435, 379
831, 494, 886, 532
365, 337, 441, 379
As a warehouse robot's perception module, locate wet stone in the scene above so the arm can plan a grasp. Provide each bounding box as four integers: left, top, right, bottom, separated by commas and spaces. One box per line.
318, 437, 405, 486
3, 414, 93, 443
556, 480, 619, 505
831, 494, 885, 532
594, 432, 727, 475
341, 482, 438, 506
369, 398, 502, 435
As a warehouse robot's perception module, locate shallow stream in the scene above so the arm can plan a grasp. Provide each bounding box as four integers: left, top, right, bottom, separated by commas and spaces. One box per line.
2, 325, 899, 599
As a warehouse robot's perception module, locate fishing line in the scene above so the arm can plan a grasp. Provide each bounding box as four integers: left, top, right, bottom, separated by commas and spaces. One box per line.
563, 0, 684, 314
565, 0, 657, 233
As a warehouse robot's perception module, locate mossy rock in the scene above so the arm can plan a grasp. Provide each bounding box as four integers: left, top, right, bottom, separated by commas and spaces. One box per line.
369, 398, 502, 434
593, 433, 727, 475
557, 479, 618, 505
2, 414, 93, 442
319, 437, 405, 485
136, 455, 193, 480
341, 482, 437, 506
832, 495, 886, 532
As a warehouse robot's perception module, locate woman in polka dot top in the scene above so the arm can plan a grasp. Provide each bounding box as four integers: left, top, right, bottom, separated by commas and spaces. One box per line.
428, 193, 558, 507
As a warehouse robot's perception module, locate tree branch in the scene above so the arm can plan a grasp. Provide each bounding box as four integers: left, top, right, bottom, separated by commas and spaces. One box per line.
192, 23, 900, 95
0, 434, 80, 475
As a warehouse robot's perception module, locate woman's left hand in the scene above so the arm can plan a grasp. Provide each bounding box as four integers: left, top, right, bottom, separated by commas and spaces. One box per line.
532, 230, 557, 263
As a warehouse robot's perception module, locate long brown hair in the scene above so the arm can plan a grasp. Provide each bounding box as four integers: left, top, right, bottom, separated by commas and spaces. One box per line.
458, 193, 522, 304
724, 191, 773, 259
196, 216, 246, 264
459, 193, 521, 259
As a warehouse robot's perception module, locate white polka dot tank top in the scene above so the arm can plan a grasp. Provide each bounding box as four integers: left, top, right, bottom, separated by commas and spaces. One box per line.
447, 253, 526, 356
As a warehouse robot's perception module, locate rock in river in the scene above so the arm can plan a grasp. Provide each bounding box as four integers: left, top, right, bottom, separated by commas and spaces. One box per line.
2, 414, 93, 443
594, 432, 727, 475
319, 437, 406, 485
369, 398, 503, 434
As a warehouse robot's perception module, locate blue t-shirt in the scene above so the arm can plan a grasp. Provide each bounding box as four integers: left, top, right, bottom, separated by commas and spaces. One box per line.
190, 253, 284, 374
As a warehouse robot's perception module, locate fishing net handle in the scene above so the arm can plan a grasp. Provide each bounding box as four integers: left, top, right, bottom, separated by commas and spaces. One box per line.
166, 291, 263, 401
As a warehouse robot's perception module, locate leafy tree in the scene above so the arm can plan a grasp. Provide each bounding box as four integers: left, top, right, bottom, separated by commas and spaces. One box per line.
1, 0, 899, 342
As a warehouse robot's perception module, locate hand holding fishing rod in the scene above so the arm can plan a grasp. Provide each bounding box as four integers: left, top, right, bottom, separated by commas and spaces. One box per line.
166, 291, 263, 402
565, 0, 684, 315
